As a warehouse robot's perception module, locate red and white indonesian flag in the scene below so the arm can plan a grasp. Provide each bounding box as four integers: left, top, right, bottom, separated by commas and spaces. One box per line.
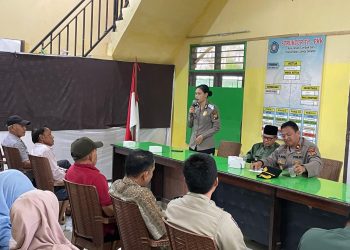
125, 62, 140, 141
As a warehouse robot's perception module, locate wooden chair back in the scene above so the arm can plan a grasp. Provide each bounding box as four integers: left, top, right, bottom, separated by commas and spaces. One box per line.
29, 154, 55, 191
110, 194, 169, 249
30, 154, 69, 224
2, 146, 25, 170
319, 158, 342, 181
163, 218, 217, 250
217, 141, 242, 157
0, 147, 6, 171
64, 180, 110, 249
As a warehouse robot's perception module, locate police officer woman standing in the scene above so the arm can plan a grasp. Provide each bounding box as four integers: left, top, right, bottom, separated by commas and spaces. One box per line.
188, 84, 220, 155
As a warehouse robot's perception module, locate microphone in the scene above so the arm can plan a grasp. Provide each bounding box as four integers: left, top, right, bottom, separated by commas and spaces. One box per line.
190, 100, 198, 117
191, 100, 198, 108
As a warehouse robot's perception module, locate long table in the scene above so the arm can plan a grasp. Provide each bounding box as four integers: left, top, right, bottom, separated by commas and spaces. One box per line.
112, 142, 350, 250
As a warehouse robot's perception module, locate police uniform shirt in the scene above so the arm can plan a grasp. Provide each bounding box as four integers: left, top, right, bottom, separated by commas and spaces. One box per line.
188, 102, 220, 151
246, 142, 280, 163
261, 137, 323, 177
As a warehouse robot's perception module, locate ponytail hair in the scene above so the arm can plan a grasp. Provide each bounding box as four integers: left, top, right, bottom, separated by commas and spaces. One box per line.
196, 84, 212, 97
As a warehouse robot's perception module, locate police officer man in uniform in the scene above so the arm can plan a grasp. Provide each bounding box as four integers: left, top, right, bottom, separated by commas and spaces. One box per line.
251, 121, 323, 177
188, 84, 220, 155
246, 125, 279, 163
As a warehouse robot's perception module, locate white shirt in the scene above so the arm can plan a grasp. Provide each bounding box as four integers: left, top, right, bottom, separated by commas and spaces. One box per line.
31, 143, 65, 181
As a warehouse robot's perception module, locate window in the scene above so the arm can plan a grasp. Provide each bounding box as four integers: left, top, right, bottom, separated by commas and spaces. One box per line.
189, 43, 246, 88
222, 75, 243, 88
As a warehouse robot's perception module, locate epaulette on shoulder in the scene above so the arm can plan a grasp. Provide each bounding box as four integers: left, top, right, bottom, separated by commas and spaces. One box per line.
208, 104, 215, 110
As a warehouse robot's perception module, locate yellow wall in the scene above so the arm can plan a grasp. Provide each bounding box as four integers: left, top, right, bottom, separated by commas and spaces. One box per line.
172, 0, 350, 180
110, 0, 211, 64
0, 0, 111, 59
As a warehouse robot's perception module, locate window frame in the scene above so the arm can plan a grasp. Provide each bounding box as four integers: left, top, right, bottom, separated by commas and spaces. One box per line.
189, 42, 247, 88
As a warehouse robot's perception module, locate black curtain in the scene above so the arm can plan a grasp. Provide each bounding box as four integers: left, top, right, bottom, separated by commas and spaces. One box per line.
0, 52, 174, 130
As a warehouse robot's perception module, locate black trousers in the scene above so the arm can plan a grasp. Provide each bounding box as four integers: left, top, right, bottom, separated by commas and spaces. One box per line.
189, 147, 215, 155
57, 159, 71, 169
54, 159, 71, 200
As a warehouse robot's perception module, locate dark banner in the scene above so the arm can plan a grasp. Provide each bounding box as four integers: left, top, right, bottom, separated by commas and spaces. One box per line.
0, 52, 174, 130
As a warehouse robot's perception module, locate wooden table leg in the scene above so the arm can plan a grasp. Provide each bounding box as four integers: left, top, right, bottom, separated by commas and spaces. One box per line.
269, 190, 281, 250
152, 163, 164, 199
112, 149, 126, 181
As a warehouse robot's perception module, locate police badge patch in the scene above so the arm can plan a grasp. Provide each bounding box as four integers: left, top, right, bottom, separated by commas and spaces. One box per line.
211, 110, 219, 120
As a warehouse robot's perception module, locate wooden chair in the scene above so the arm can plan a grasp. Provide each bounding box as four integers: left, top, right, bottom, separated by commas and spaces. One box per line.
217, 141, 242, 157
2, 146, 31, 171
110, 194, 169, 250
0, 147, 6, 171
162, 218, 217, 250
2, 146, 33, 183
64, 180, 120, 250
29, 154, 69, 224
318, 158, 342, 181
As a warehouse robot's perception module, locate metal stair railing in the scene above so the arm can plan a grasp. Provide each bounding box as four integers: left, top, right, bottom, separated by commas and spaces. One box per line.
30, 0, 129, 57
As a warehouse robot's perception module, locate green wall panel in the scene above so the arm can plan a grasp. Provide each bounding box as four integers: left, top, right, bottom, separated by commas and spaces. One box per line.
186, 87, 244, 148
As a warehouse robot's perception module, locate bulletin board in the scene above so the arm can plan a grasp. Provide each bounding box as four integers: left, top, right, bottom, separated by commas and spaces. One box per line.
263, 35, 326, 143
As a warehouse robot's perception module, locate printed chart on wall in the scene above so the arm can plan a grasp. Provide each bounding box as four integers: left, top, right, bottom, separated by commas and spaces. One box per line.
263, 35, 325, 143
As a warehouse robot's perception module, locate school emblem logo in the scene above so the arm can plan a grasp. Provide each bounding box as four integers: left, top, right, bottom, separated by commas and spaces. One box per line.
270, 41, 279, 53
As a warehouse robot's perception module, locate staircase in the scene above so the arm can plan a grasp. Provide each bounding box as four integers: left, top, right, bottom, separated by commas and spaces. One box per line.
30, 0, 129, 57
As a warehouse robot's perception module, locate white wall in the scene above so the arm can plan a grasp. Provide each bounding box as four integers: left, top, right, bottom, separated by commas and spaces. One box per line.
0, 127, 170, 179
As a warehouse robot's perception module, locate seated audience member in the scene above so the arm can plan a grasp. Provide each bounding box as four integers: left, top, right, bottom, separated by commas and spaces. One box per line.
0, 170, 34, 249
298, 215, 350, 250
1, 115, 31, 169
65, 137, 115, 236
32, 127, 71, 170
109, 149, 166, 240
10, 189, 78, 250
251, 121, 323, 177
165, 153, 246, 250
245, 125, 279, 163
31, 127, 70, 200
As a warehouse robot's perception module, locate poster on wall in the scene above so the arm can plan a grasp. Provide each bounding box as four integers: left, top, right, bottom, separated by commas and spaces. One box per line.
263, 35, 325, 143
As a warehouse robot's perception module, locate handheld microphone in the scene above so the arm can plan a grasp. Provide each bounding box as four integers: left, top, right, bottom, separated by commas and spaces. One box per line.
192, 100, 198, 108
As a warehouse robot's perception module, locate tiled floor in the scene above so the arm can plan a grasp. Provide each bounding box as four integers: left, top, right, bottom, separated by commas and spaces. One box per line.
61, 216, 267, 250
61, 216, 73, 240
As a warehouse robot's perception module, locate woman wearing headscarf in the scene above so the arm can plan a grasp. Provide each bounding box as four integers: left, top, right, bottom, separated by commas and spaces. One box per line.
10, 189, 78, 250
188, 84, 221, 155
0, 169, 34, 249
